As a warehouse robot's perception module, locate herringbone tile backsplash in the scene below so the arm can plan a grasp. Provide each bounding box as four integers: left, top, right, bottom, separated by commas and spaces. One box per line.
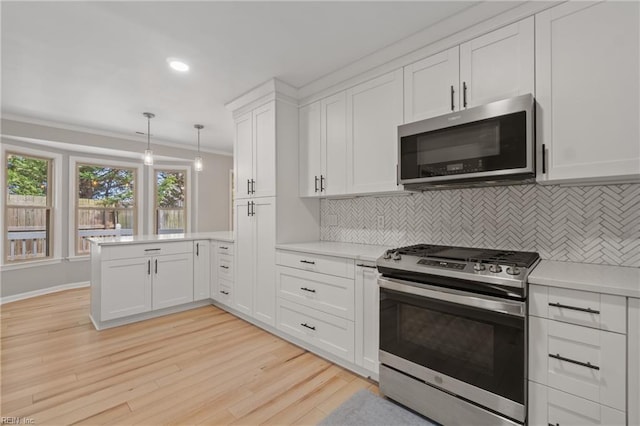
320, 184, 640, 267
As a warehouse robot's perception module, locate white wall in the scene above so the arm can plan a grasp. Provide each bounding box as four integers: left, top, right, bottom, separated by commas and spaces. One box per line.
0, 118, 233, 298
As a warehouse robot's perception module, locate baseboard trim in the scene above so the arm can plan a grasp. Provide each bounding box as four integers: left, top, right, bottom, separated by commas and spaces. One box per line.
0, 281, 90, 305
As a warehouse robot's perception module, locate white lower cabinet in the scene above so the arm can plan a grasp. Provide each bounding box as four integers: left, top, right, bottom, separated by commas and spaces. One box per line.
355, 262, 379, 377
235, 198, 276, 326
211, 242, 235, 307
529, 284, 630, 426
193, 240, 210, 301
101, 257, 152, 321
152, 252, 194, 310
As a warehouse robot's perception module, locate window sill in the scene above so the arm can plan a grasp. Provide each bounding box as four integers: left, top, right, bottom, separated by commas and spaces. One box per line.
0, 258, 64, 272
67, 256, 90, 262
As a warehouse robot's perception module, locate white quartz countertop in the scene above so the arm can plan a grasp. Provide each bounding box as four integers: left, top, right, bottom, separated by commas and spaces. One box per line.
275, 241, 391, 262
529, 260, 640, 298
88, 231, 234, 246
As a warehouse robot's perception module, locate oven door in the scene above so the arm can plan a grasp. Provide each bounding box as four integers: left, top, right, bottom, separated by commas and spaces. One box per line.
379, 276, 526, 422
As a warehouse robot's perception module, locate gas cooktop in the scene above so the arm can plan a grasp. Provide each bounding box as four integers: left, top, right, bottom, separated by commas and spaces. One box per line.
377, 244, 540, 289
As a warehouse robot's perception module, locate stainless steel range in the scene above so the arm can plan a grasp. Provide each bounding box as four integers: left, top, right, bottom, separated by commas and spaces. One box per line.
376, 244, 540, 426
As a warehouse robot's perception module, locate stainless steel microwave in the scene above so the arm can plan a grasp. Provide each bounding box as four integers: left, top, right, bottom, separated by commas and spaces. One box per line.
398, 94, 535, 190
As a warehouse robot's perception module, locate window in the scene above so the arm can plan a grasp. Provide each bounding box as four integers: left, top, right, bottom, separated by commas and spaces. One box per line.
155, 169, 186, 234
4, 152, 53, 263
75, 164, 136, 255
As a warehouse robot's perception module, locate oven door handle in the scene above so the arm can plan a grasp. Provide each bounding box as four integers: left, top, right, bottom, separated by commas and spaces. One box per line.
378, 277, 525, 317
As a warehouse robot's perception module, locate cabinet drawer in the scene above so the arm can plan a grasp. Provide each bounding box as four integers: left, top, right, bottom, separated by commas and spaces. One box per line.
528, 381, 625, 426
530, 317, 626, 411
217, 280, 233, 306
217, 243, 234, 255
217, 254, 234, 281
101, 241, 192, 261
277, 266, 354, 320
277, 299, 354, 362
529, 285, 626, 333
276, 250, 354, 279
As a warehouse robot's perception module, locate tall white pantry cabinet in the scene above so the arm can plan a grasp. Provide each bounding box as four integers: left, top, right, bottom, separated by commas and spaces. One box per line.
227, 80, 320, 327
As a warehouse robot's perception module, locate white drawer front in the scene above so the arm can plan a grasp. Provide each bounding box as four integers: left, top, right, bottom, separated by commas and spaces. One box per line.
529, 285, 626, 333
277, 299, 354, 362
277, 266, 354, 320
217, 254, 234, 281
276, 250, 354, 279
528, 381, 625, 426
217, 243, 234, 256
101, 241, 191, 261
530, 317, 626, 411
217, 280, 233, 306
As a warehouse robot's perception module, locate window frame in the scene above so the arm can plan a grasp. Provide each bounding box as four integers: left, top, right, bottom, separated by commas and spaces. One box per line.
69, 156, 143, 258
150, 165, 191, 235
1, 143, 63, 267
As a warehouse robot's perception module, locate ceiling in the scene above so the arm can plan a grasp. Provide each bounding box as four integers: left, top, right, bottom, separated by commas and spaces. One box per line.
1, 1, 485, 154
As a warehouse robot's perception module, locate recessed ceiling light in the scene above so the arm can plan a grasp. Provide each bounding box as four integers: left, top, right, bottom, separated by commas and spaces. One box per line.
167, 58, 189, 72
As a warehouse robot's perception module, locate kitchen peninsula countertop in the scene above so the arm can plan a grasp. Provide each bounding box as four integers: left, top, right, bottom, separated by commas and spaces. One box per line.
275, 241, 390, 263
529, 260, 640, 298
88, 231, 234, 246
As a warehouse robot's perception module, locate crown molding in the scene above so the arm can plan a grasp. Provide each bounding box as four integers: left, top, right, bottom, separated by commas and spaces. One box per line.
224, 78, 298, 117
0, 113, 233, 157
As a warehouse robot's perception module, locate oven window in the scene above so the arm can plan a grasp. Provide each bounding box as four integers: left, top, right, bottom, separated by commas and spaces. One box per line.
380, 288, 524, 404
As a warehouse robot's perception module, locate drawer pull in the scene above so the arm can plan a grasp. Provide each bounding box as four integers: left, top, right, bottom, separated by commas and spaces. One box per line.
356, 264, 377, 269
220, 246, 228, 250
144, 248, 161, 252
300, 287, 316, 293
548, 423, 559, 426
220, 265, 230, 269
301, 323, 316, 331
220, 290, 230, 295
549, 302, 600, 315
549, 353, 600, 370
300, 260, 316, 265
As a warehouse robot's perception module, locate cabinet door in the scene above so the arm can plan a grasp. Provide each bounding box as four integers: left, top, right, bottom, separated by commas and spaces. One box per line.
210, 242, 219, 301
234, 112, 253, 199
361, 264, 380, 376
299, 101, 322, 197
152, 253, 194, 310
346, 69, 403, 194
101, 257, 151, 321
404, 46, 459, 122
193, 240, 210, 301
253, 198, 276, 326
234, 199, 254, 316
536, 2, 640, 183
252, 102, 276, 198
321, 91, 347, 196
460, 17, 534, 108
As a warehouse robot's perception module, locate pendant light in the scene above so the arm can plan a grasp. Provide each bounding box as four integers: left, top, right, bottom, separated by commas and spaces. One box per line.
142, 112, 155, 166
194, 124, 204, 172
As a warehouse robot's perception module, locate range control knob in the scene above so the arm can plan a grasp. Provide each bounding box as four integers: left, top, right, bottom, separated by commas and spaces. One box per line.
489, 264, 502, 273
392, 251, 402, 261
473, 263, 486, 271
383, 250, 392, 260
506, 266, 521, 276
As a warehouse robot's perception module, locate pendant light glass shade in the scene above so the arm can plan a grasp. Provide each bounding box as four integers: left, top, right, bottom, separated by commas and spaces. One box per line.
194, 124, 204, 172
142, 112, 155, 166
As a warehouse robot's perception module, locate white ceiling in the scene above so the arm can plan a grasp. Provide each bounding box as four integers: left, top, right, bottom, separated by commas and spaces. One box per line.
1, 1, 485, 154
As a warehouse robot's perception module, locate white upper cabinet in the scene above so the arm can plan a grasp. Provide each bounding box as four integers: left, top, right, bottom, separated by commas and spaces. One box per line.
536, 2, 640, 183
459, 17, 534, 109
403, 17, 534, 123
234, 102, 276, 199
404, 46, 460, 123
299, 92, 347, 197
321, 92, 348, 196
299, 101, 322, 197
346, 69, 404, 194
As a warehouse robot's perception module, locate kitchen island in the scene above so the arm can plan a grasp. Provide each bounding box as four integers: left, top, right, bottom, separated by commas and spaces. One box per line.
89, 232, 233, 330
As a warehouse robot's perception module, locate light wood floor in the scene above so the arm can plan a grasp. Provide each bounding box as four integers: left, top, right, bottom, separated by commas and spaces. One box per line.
1, 288, 378, 425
